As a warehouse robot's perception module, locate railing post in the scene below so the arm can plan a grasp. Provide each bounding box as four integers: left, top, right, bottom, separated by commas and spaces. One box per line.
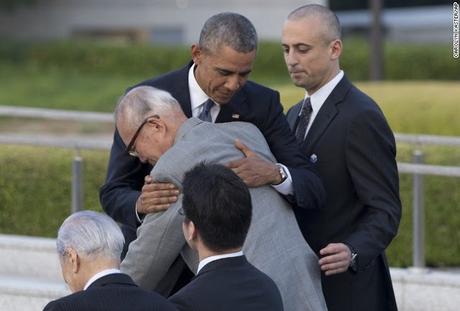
412, 149, 425, 271
71, 152, 84, 213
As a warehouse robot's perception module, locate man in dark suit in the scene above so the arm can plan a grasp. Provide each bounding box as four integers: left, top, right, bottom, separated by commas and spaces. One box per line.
282, 5, 402, 311
99, 12, 325, 250
168, 163, 283, 311
43, 211, 176, 311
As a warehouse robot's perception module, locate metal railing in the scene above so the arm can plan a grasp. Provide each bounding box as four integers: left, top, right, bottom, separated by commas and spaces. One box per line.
1, 105, 460, 270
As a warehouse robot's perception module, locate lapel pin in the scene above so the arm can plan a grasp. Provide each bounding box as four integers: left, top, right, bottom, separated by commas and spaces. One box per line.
232, 114, 240, 119
310, 154, 318, 163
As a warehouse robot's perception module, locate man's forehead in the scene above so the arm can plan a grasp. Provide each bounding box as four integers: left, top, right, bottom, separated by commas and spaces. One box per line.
282, 18, 324, 44
208, 47, 255, 69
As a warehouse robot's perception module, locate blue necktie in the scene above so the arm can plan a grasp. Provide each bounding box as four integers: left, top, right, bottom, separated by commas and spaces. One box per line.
198, 99, 215, 122
295, 97, 313, 142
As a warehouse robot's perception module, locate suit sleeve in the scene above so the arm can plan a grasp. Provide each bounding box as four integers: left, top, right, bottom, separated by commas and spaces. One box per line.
120, 174, 189, 291
262, 92, 325, 210
43, 300, 64, 311
344, 109, 402, 270
169, 293, 195, 311
99, 128, 152, 228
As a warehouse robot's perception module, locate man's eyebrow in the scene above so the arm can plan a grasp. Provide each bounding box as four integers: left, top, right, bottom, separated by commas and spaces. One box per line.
216, 67, 252, 75
293, 43, 312, 48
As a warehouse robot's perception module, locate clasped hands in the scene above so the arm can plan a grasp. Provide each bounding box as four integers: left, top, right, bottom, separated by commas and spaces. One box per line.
135, 139, 281, 215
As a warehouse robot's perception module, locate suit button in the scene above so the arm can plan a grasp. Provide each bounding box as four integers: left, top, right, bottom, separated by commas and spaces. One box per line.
310, 154, 318, 163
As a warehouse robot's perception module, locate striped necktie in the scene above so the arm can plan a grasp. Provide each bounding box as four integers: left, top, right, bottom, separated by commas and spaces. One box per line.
295, 97, 313, 142
198, 99, 215, 122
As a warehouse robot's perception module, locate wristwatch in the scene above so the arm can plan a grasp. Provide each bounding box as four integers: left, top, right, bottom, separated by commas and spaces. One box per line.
275, 164, 288, 185
348, 245, 359, 272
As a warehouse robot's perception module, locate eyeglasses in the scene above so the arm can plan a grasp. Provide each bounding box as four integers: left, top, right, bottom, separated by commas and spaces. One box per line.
126, 115, 158, 157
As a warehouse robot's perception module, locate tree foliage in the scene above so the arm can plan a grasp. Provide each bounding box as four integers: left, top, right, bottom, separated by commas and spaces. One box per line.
330, 0, 449, 11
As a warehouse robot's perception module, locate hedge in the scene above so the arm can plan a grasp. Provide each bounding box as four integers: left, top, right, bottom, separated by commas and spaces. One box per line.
0, 144, 459, 267
0, 39, 458, 82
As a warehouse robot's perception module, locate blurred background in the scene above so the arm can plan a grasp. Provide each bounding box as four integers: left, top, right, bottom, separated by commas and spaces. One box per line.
0, 0, 459, 271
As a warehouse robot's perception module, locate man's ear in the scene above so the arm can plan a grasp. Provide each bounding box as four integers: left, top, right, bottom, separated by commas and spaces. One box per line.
330, 39, 342, 60
146, 117, 166, 133
68, 249, 80, 274
184, 220, 198, 242
191, 44, 202, 65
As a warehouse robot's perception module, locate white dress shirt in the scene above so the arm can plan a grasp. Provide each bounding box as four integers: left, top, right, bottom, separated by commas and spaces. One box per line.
300, 70, 344, 139
187, 64, 293, 195
197, 250, 244, 274
83, 268, 121, 290
188, 64, 221, 122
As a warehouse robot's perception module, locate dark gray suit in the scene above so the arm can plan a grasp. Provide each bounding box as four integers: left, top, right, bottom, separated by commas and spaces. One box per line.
121, 118, 327, 311
286, 75, 401, 311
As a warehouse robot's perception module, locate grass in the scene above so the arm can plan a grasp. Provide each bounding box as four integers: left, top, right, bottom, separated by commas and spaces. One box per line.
275, 81, 460, 136
0, 64, 141, 112
1, 63, 460, 136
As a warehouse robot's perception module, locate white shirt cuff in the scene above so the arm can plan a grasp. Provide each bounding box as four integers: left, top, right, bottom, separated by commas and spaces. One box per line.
135, 200, 143, 224
271, 163, 294, 195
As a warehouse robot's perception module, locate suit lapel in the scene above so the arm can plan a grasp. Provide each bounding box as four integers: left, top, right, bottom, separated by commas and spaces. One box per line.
302, 76, 352, 154
174, 62, 194, 118
215, 88, 247, 123
287, 100, 303, 132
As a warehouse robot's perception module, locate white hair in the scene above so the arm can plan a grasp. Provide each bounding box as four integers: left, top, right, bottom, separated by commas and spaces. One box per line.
115, 86, 182, 130
56, 210, 125, 261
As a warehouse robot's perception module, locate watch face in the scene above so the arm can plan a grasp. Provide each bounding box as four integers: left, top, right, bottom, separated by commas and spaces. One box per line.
277, 165, 287, 179
350, 253, 358, 272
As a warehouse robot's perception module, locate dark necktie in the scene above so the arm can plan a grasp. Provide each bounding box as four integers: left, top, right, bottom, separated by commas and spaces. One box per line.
295, 97, 313, 143
198, 99, 215, 122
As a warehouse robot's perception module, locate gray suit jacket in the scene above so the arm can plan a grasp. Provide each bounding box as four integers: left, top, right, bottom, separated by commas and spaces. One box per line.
121, 118, 327, 311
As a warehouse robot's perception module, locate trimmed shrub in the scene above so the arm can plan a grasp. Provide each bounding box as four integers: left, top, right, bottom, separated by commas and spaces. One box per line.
0, 146, 107, 237
0, 39, 458, 81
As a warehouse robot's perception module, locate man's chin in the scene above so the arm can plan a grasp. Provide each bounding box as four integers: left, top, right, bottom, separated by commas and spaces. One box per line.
291, 79, 306, 88
214, 92, 236, 104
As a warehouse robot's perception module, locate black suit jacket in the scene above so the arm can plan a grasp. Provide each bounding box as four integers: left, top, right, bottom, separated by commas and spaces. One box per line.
286, 76, 401, 311
168, 256, 283, 311
99, 62, 325, 243
43, 273, 176, 311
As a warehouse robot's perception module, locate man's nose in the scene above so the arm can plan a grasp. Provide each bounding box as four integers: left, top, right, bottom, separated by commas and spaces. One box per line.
139, 155, 147, 163
285, 50, 298, 67
225, 76, 241, 92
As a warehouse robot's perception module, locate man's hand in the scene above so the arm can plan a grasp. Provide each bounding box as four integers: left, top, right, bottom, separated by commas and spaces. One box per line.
135, 175, 179, 214
226, 139, 282, 187
319, 243, 352, 276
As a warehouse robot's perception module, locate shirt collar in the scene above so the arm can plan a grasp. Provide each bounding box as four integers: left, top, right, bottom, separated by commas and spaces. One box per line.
197, 251, 244, 274
305, 70, 344, 114
188, 63, 210, 112
83, 268, 121, 290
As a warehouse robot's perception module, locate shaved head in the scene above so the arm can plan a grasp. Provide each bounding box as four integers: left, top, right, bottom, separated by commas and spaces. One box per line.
288, 4, 341, 44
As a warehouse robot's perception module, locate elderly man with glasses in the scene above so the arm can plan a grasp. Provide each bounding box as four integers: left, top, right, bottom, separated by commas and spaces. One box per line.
117, 86, 327, 311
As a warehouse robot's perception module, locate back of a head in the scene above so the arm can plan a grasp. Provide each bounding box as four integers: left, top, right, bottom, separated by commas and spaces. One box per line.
56, 210, 125, 262
182, 163, 252, 252
199, 12, 258, 54
288, 4, 341, 42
